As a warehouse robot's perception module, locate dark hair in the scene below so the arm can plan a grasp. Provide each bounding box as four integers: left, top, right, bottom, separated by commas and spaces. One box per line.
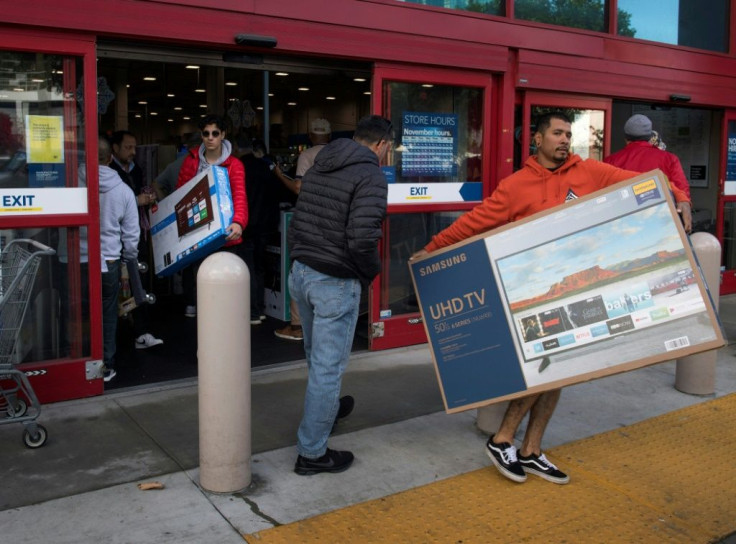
109, 130, 136, 147
353, 115, 393, 145
198, 114, 227, 132
251, 138, 268, 155
534, 112, 572, 135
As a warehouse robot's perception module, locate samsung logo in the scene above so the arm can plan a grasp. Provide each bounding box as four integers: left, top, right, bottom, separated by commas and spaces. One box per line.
419, 253, 467, 276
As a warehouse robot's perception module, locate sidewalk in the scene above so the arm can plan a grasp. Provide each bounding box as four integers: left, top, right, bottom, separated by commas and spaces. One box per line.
1, 296, 735, 543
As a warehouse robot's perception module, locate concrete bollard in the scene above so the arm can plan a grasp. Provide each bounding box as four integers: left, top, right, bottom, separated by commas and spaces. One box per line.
675, 232, 721, 396
198, 251, 251, 493
476, 401, 509, 435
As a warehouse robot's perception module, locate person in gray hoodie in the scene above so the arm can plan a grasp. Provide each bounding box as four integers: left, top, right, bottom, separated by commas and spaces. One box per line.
98, 138, 140, 382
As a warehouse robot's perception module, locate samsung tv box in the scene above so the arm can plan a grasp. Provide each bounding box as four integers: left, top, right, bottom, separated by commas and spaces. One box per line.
149, 165, 233, 276
409, 170, 724, 413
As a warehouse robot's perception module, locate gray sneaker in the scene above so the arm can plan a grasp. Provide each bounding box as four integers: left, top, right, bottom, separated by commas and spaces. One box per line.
485, 435, 526, 483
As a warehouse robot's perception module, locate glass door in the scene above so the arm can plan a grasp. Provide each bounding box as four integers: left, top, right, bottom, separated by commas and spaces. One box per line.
369, 64, 493, 350
0, 31, 102, 402
716, 110, 736, 294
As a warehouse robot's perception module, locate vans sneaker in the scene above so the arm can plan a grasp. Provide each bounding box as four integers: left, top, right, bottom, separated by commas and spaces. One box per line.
485, 435, 527, 483
135, 333, 164, 349
103, 368, 117, 382
518, 452, 570, 484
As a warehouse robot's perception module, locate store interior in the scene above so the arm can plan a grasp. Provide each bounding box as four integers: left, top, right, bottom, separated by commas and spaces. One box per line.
94, 48, 374, 389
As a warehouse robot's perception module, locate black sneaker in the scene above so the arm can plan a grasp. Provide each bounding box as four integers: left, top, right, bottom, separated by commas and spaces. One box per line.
485, 435, 527, 483
294, 448, 354, 476
518, 452, 570, 484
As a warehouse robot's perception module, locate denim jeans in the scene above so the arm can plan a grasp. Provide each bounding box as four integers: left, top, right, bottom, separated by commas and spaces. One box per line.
289, 260, 361, 458
101, 259, 121, 367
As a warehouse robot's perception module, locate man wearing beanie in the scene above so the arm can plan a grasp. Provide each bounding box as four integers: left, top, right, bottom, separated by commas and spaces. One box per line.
604, 113, 690, 199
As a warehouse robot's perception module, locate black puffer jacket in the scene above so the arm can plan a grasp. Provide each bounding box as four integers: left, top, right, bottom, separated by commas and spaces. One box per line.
288, 138, 387, 285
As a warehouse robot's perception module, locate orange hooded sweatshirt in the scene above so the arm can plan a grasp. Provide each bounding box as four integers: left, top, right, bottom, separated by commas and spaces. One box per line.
424, 154, 689, 252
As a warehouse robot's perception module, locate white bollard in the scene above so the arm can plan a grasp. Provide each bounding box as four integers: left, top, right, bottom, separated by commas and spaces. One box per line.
476, 401, 509, 435
197, 251, 251, 493
675, 232, 721, 396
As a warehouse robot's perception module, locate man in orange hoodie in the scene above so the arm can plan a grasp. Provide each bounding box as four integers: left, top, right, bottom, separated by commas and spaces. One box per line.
412, 112, 691, 485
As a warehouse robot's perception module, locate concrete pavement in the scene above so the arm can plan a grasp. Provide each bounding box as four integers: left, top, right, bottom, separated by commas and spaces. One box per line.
0, 295, 735, 543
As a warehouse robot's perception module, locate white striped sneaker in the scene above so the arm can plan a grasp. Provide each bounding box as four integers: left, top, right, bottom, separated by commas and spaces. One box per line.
518, 452, 570, 484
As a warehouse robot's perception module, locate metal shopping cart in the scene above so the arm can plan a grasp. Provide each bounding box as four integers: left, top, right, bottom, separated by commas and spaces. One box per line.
0, 238, 56, 448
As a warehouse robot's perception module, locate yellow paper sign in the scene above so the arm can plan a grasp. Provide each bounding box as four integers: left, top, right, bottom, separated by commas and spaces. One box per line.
25, 115, 64, 164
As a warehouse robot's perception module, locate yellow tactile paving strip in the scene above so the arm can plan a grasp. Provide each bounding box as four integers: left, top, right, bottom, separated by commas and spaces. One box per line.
244, 394, 736, 544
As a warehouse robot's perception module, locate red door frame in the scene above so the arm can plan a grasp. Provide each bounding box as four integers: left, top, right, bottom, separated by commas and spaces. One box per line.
716, 109, 736, 294
520, 92, 613, 163
369, 63, 494, 350
0, 28, 103, 402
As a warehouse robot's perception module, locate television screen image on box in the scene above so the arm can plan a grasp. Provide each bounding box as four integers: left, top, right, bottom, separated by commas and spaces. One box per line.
175, 177, 214, 238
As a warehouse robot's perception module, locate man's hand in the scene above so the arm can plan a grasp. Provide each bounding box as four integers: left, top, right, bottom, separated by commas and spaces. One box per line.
409, 249, 428, 261
677, 201, 692, 234
226, 222, 243, 241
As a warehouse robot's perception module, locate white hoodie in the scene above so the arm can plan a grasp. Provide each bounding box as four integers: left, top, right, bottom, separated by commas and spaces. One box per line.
99, 164, 139, 269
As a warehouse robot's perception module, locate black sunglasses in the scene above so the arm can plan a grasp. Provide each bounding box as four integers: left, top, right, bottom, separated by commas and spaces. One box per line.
202, 130, 221, 138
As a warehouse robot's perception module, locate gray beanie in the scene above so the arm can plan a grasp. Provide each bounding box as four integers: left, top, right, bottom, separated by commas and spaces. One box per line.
624, 114, 653, 140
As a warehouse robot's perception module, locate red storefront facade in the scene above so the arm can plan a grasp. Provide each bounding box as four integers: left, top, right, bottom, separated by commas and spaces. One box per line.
2, 0, 736, 402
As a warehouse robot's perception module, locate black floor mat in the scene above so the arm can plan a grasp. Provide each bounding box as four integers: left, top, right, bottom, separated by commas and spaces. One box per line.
107, 295, 369, 390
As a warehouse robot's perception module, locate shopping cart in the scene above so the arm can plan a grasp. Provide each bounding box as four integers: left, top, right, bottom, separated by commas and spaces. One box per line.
0, 238, 56, 448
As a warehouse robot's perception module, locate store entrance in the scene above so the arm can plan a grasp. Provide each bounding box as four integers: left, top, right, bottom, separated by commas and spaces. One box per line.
95, 45, 373, 389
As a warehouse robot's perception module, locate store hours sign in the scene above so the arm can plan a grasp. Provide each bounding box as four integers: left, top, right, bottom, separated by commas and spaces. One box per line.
401, 111, 458, 177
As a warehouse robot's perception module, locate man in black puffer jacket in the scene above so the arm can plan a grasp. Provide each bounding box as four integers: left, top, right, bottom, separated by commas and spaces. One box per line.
289, 115, 393, 476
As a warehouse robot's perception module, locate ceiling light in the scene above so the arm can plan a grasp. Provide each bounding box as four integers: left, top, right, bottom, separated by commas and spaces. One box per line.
31, 78, 44, 83
256, 106, 263, 110
150, 112, 158, 116
195, 89, 206, 93
144, 77, 156, 81
353, 77, 367, 82
167, 93, 175, 97
200, 104, 208, 108
138, 101, 148, 105
135, 114, 141, 118
298, 87, 309, 92
268, 93, 274, 97
186, 65, 199, 69
275, 72, 289, 77
168, 119, 174, 122
422, 84, 434, 88
174, 107, 182, 111
326, 96, 336, 100
226, 82, 238, 86
183, 116, 191, 120
364, 91, 371, 95
287, 102, 297, 106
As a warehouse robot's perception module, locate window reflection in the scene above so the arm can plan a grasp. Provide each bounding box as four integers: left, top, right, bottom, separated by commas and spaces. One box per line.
618, 0, 728, 52
382, 212, 462, 315
0, 51, 85, 189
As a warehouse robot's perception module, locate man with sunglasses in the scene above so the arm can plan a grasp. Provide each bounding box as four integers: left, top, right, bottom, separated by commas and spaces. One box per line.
288, 114, 393, 475
176, 114, 248, 318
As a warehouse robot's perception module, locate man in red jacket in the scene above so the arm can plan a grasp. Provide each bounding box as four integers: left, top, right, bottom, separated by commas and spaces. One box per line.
604, 114, 691, 199
412, 112, 691, 485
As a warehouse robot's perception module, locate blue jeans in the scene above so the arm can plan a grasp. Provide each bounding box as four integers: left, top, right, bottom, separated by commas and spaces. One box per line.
101, 259, 121, 367
289, 260, 361, 458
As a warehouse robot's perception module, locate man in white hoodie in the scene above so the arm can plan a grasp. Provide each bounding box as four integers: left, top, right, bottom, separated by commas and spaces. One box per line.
98, 138, 140, 382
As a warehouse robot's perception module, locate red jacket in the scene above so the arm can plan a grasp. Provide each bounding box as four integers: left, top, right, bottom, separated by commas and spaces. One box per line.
177, 150, 248, 247
604, 141, 690, 199
425, 154, 688, 252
